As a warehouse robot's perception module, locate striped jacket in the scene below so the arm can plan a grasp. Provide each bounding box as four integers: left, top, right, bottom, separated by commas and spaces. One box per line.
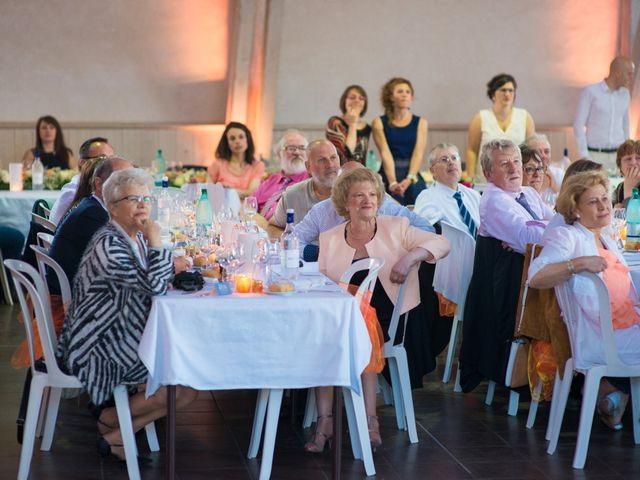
56, 221, 173, 406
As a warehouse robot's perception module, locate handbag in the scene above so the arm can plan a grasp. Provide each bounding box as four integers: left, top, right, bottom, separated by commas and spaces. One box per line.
172, 271, 204, 291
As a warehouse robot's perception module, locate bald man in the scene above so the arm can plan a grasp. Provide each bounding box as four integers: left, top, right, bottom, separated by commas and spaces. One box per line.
267, 139, 341, 238
574, 56, 635, 172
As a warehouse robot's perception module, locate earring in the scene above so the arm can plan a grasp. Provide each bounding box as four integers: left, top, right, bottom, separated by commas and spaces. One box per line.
575, 213, 580, 219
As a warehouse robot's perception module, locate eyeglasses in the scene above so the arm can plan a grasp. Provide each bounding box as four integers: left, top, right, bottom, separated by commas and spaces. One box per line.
114, 195, 152, 205
523, 166, 546, 175
284, 145, 307, 153
435, 155, 460, 165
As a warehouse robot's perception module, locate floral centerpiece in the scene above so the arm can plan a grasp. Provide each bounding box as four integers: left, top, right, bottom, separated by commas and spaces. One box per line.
166, 168, 208, 188
0, 167, 76, 190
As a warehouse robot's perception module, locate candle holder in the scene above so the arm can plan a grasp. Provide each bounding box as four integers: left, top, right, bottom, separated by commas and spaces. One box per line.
235, 274, 252, 293
9, 163, 23, 192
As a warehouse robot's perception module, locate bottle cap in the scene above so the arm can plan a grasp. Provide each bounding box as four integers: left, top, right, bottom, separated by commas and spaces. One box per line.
286, 208, 294, 213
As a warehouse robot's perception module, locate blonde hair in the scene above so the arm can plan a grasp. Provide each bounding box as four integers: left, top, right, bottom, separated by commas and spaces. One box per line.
555, 170, 609, 224
332, 168, 384, 219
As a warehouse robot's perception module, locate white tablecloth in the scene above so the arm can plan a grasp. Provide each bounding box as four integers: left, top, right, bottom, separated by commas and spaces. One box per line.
0, 190, 61, 237
138, 286, 372, 397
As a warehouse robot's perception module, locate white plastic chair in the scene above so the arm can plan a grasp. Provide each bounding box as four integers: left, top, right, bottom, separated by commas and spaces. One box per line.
302, 257, 386, 428
31, 245, 71, 314
4, 259, 153, 480
249, 258, 384, 479
31, 212, 56, 233
437, 222, 476, 386
0, 249, 13, 305
547, 271, 640, 469
36, 232, 54, 250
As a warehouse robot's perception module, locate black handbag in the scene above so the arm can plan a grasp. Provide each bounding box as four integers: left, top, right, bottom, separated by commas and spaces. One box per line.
172, 271, 204, 291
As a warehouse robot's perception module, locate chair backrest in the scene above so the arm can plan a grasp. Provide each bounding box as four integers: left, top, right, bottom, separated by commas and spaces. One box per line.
513, 243, 540, 336
31, 212, 56, 233
37, 232, 54, 250
339, 257, 385, 298
3, 259, 66, 377
435, 221, 476, 310
41, 204, 51, 219
30, 244, 72, 313
556, 271, 620, 368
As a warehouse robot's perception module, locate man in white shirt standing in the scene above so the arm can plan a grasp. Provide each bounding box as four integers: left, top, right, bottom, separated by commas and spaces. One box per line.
573, 56, 635, 172
414, 143, 480, 236
48, 137, 115, 225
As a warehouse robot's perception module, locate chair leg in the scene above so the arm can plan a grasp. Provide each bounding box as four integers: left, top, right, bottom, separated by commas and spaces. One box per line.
0, 257, 14, 306
258, 389, 283, 480
248, 389, 269, 458
36, 386, 50, 438
393, 350, 418, 443
302, 388, 316, 429
526, 379, 542, 429
507, 390, 519, 416
572, 371, 602, 469
630, 377, 640, 445
453, 363, 462, 393
545, 371, 562, 441
144, 421, 160, 452
18, 376, 46, 480
40, 387, 62, 451
485, 381, 496, 406
387, 357, 406, 431
342, 386, 362, 460
378, 375, 394, 406
113, 385, 140, 480
442, 317, 461, 384
343, 386, 375, 477
547, 361, 574, 455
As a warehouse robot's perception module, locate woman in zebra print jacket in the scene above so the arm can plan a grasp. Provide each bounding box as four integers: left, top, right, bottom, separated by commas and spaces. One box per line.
56, 168, 198, 461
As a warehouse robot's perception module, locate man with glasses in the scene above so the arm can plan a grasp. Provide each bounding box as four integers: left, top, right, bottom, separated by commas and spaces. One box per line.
414, 143, 480, 237
49, 137, 115, 225
251, 130, 309, 223
268, 139, 341, 237
48, 157, 132, 294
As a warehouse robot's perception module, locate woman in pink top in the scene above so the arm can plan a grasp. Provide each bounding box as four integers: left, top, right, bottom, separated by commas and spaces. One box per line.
208, 122, 265, 198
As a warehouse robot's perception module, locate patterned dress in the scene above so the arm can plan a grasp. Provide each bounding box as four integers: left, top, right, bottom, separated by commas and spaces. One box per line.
325, 116, 371, 165
56, 222, 174, 406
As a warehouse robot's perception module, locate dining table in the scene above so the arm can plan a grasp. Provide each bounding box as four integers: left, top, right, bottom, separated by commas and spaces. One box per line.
0, 190, 61, 237
137, 273, 377, 479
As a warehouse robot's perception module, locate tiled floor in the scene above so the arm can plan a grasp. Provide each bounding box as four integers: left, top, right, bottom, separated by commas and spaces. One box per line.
1, 302, 639, 479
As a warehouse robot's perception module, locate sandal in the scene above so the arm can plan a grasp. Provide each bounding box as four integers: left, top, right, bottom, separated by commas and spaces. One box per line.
97, 435, 126, 462
97, 415, 116, 436
367, 415, 382, 450
304, 415, 333, 453
597, 392, 623, 431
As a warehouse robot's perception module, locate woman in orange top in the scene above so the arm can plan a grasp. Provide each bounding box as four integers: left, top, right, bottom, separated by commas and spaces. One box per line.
305, 168, 449, 452
208, 122, 265, 198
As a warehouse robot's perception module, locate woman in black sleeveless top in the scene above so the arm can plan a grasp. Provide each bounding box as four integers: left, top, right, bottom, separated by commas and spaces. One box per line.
22, 115, 76, 170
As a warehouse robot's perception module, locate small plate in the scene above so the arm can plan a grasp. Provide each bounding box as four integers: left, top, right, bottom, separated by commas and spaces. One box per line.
265, 290, 296, 296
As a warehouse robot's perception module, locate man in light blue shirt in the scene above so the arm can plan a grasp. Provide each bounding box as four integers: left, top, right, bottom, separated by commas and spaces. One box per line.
293, 163, 434, 260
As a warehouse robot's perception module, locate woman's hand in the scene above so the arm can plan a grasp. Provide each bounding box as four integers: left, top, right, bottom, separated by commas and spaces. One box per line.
389, 182, 403, 196
397, 178, 412, 196
623, 166, 640, 199
390, 254, 418, 284
545, 169, 559, 193
139, 219, 162, 248
173, 256, 190, 274
344, 106, 361, 126
574, 255, 608, 274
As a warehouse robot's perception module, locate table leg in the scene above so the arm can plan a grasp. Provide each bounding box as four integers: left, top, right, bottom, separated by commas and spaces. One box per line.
259, 389, 283, 480
166, 385, 176, 480
333, 386, 342, 480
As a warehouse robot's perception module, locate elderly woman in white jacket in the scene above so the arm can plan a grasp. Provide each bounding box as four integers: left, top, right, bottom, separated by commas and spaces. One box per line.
528, 170, 640, 430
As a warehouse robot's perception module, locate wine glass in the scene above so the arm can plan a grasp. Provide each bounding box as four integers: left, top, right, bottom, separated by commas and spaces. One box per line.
244, 196, 258, 223
612, 208, 626, 249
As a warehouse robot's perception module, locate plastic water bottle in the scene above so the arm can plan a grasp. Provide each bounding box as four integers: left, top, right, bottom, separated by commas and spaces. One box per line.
366, 150, 379, 171
625, 188, 640, 250
561, 148, 571, 170
32, 155, 44, 190
154, 149, 166, 187
281, 209, 299, 280
196, 188, 213, 238
157, 176, 172, 244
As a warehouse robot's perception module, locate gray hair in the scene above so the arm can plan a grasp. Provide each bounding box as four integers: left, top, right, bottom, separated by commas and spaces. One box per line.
273, 129, 308, 160
428, 143, 460, 166
480, 139, 521, 174
102, 167, 152, 205
525, 133, 550, 147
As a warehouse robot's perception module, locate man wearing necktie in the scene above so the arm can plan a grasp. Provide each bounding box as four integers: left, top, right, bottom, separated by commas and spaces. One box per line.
414, 143, 480, 238
458, 138, 553, 394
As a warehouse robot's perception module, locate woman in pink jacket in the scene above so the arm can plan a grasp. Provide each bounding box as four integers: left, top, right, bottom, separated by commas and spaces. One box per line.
305, 168, 449, 452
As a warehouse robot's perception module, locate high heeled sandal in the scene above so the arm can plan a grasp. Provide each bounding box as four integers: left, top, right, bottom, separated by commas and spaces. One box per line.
304, 415, 333, 453
597, 392, 623, 431
367, 415, 382, 450
97, 436, 153, 465
97, 415, 116, 436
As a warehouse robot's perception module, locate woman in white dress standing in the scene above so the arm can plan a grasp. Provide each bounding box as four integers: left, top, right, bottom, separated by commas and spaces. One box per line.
466, 73, 535, 181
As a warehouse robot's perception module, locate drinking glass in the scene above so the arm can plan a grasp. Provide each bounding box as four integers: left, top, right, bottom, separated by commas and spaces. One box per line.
244, 196, 258, 222
612, 208, 626, 249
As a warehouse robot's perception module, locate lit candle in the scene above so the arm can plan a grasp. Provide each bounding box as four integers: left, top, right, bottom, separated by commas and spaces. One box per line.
235, 274, 252, 293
